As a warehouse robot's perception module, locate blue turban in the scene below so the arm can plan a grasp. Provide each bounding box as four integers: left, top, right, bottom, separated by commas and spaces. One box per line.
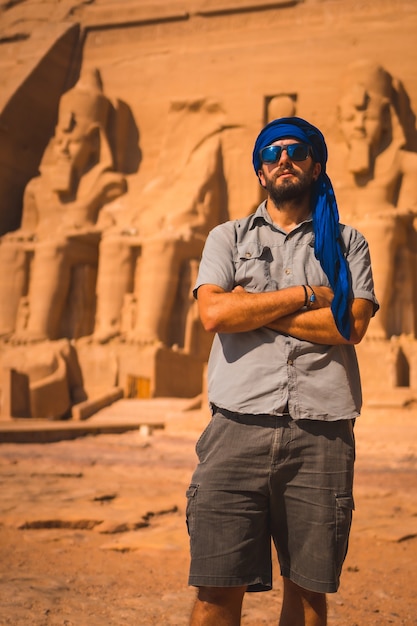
252, 116, 351, 340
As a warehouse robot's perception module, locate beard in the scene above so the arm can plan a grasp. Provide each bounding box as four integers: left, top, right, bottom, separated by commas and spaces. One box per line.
264, 164, 316, 207
347, 137, 371, 175
49, 159, 75, 194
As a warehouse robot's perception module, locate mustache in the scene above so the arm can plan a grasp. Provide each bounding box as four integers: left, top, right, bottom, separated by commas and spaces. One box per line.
277, 165, 296, 174
272, 165, 297, 181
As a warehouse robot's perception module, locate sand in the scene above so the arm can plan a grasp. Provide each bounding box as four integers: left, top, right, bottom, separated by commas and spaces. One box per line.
0, 405, 416, 625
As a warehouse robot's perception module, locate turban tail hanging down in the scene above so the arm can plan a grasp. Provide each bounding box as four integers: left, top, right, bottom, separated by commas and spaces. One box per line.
252, 116, 351, 341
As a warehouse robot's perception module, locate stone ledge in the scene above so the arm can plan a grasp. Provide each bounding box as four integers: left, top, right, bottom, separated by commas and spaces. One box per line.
0, 395, 170, 444
71, 387, 124, 421
82, 0, 300, 30
0, 415, 165, 444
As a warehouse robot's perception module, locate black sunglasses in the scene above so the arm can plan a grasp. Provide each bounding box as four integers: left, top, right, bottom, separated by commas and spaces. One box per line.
260, 143, 311, 163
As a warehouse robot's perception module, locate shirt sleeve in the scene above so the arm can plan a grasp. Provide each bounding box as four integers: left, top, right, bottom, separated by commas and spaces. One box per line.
193, 222, 236, 298
343, 226, 380, 315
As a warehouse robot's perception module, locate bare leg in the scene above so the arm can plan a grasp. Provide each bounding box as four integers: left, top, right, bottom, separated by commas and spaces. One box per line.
24, 241, 71, 340
26, 238, 97, 341
357, 214, 405, 339
94, 235, 136, 342
132, 236, 203, 345
189, 586, 246, 626
0, 240, 28, 335
279, 578, 327, 626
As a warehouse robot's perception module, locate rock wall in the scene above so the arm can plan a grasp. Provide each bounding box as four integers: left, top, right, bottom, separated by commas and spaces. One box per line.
1, 0, 417, 418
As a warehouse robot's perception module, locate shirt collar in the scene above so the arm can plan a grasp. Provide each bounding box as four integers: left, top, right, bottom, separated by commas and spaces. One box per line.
249, 201, 313, 232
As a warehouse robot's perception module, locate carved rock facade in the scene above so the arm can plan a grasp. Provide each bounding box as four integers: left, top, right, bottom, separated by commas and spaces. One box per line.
1, 0, 417, 418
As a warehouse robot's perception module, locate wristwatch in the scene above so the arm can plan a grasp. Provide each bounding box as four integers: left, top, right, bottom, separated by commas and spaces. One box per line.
307, 285, 316, 308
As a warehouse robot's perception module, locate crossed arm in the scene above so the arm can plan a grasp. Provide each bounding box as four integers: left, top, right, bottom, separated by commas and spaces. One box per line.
196, 283, 374, 345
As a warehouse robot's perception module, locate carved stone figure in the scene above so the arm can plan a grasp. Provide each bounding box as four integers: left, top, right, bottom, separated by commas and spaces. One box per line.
0, 68, 128, 341
93, 99, 228, 351
266, 93, 297, 121
335, 60, 417, 339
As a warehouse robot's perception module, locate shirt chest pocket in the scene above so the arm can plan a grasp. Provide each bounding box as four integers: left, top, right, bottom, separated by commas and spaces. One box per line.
234, 242, 278, 291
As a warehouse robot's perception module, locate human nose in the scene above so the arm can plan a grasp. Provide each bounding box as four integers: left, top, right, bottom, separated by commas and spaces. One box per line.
278, 146, 292, 164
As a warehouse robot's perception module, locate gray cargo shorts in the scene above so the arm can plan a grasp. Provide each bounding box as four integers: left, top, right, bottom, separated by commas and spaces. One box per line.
186, 408, 355, 594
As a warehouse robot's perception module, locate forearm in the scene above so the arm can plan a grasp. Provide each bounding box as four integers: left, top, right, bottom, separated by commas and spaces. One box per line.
269, 308, 349, 344
197, 284, 306, 333
268, 298, 374, 345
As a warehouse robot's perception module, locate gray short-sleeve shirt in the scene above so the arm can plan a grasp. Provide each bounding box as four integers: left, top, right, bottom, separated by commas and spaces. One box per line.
194, 202, 379, 421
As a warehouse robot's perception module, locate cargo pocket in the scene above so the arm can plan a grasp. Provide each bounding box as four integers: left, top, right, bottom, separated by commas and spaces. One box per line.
335, 493, 355, 572
186, 483, 199, 541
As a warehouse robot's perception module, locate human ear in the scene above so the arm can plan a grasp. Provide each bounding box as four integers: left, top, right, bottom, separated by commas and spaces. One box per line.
312, 162, 321, 181
258, 169, 266, 188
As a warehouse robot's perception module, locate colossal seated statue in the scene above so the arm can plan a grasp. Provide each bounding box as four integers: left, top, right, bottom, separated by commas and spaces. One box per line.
333, 60, 417, 340
93, 99, 229, 351
0, 68, 128, 341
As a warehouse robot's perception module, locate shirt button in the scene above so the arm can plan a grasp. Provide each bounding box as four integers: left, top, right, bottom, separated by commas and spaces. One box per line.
285, 268, 291, 275
245, 252, 252, 258
287, 359, 294, 366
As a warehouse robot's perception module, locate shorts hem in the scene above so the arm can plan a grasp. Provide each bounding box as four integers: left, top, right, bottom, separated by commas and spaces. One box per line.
188, 575, 271, 592
280, 568, 339, 594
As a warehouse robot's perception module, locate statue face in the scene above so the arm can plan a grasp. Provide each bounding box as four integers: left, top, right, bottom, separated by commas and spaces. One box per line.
338, 85, 386, 150
50, 110, 99, 193
53, 111, 95, 169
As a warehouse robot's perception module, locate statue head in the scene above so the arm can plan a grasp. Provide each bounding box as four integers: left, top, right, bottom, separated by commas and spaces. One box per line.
337, 60, 404, 176
266, 94, 297, 122
43, 68, 113, 194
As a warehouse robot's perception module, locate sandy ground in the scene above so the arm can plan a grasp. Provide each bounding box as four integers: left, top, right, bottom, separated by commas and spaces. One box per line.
1, 405, 417, 625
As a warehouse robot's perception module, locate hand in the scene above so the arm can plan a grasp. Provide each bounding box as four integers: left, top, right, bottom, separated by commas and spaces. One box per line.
98, 172, 127, 204
231, 285, 246, 294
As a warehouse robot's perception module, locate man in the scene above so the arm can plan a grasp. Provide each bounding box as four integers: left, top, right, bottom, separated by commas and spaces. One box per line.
186, 116, 378, 626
